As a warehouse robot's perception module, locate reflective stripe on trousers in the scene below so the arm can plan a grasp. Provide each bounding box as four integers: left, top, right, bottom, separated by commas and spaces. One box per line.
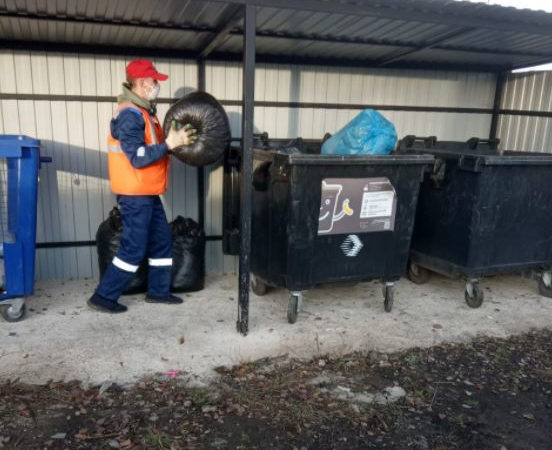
149, 258, 173, 267
112, 256, 139, 273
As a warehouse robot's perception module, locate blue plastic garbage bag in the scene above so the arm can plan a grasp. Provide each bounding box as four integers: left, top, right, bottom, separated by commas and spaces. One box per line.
321, 109, 397, 155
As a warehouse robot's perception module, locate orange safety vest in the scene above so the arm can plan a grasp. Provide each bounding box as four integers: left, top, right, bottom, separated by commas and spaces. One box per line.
107, 102, 169, 195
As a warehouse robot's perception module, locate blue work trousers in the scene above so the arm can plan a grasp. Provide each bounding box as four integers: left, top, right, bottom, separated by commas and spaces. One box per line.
96, 195, 172, 301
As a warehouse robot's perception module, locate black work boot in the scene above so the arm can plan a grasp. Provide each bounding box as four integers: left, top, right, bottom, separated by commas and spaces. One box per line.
87, 293, 128, 313
145, 294, 184, 304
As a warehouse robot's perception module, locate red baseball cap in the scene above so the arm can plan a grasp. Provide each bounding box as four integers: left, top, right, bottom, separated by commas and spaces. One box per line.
126, 59, 168, 81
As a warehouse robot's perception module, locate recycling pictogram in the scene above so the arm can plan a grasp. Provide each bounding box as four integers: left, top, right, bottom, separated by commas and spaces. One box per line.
340, 234, 363, 257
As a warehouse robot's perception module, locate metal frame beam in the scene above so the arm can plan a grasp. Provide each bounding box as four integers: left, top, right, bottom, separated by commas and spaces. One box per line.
0, 92, 497, 114
489, 72, 507, 141
237, 4, 256, 336
377, 27, 474, 66
0, 39, 200, 60
198, 5, 244, 58
197, 60, 207, 229
0, 36, 547, 72
0, 38, 512, 72
208, 51, 508, 72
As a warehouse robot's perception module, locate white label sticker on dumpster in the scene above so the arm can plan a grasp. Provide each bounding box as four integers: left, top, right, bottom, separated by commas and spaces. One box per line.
360, 190, 395, 218
318, 177, 397, 235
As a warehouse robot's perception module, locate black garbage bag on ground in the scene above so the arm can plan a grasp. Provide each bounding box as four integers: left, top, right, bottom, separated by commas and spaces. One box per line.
170, 216, 205, 292
163, 92, 231, 167
96, 207, 148, 295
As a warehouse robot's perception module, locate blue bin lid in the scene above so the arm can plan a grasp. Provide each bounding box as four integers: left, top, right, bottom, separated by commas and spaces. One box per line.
0, 135, 41, 157
0, 134, 41, 147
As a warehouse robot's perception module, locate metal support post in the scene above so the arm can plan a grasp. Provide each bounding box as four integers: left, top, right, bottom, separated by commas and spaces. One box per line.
237, 4, 256, 335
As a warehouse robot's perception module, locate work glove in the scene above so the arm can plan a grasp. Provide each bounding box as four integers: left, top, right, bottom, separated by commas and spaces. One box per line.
165, 122, 198, 151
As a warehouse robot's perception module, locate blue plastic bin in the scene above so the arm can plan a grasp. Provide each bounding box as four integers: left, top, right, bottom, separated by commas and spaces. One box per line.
0, 135, 48, 322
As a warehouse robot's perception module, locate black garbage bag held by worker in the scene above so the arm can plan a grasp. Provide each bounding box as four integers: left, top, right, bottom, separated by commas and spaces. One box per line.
163, 91, 231, 166
88, 59, 197, 313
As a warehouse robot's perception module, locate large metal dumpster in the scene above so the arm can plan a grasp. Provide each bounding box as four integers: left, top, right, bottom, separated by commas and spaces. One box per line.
399, 135, 552, 307
225, 141, 433, 323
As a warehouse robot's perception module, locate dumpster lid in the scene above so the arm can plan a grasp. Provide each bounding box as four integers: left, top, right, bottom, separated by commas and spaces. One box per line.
397, 136, 552, 166
404, 147, 552, 167
254, 149, 434, 166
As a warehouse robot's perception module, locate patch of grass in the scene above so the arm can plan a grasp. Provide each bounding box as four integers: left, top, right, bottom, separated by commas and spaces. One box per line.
235, 385, 252, 404
144, 428, 176, 450
493, 345, 511, 364
94, 443, 115, 450
236, 431, 252, 449
190, 389, 211, 407
448, 412, 472, 429
179, 423, 190, 437
288, 401, 317, 422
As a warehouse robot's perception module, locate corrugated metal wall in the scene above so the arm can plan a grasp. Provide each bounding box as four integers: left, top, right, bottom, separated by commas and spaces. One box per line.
496, 71, 552, 152
0, 50, 497, 279
207, 62, 496, 140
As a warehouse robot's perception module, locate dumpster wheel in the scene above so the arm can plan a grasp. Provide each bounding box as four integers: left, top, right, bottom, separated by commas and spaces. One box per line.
287, 292, 302, 324
1, 299, 26, 322
251, 275, 268, 296
464, 281, 484, 308
407, 261, 430, 284
383, 284, 394, 312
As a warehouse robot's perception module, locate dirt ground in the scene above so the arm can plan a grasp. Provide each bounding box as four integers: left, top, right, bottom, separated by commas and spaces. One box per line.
0, 329, 550, 450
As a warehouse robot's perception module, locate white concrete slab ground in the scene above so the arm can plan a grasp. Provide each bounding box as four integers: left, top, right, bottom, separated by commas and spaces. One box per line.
1, 274, 551, 386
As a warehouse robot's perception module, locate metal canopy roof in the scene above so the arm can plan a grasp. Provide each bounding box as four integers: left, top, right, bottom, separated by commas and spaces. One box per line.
1, 0, 552, 71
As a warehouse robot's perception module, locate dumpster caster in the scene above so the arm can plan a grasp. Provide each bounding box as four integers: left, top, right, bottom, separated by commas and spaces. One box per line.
465, 281, 484, 308
407, 261, 430, 284
1, 298, 26, 322
287, 292, 302, 324
538, 272, 552, 298
383, 283, 394, 312
251, 275, 268, 296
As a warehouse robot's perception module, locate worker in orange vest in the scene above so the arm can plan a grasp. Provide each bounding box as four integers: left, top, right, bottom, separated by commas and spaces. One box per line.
88, 59, 197, 313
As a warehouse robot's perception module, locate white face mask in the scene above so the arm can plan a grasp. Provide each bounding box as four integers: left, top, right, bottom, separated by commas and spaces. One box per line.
145, 82, 160, 101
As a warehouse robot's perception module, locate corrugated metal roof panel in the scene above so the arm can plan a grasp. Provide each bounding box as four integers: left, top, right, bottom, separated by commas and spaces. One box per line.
1, 0, 552, 70
0, 15, 211, 49
4, 0, 236, 28
255, 9, 452, 44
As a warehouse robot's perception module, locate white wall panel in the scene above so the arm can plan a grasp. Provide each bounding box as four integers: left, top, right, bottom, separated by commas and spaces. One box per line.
497, 71, 552, 153
208, 62, 495, 141
210, 63, 496, 108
